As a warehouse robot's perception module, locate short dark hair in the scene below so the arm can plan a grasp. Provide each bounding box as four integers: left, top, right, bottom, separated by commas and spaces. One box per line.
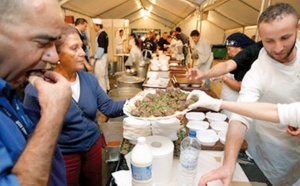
169, 30, 175, 36
175, 34, 182, 41
190, 30, 200, 37
258, 3, 298, 26
175, 27, 181, 32
74, 18, 87, 26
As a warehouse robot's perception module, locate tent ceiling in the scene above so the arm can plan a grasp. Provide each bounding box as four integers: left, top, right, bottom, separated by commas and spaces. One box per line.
60, 0, 300, 30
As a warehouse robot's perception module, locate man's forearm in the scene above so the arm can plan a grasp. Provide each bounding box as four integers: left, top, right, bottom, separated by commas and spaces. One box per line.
205, 59, 237, 79
12, 113, 65, 185
222, 120, 247, 171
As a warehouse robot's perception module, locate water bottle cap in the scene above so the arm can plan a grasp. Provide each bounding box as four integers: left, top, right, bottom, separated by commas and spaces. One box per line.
188, 130, 197, 138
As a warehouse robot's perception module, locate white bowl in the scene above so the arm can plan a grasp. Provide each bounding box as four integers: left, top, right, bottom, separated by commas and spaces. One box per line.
210, 121, 228, 133
197, 129, 219, 146
187, 120, 209, 131
186, 112, 205, 121
206, 112, 227, 122
218, 130, 227, 145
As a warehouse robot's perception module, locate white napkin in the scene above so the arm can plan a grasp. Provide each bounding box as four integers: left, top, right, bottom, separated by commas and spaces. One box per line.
112, 170, 131, 186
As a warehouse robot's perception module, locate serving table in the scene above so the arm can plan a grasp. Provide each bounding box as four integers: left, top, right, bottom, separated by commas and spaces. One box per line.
104, 59, 269, 185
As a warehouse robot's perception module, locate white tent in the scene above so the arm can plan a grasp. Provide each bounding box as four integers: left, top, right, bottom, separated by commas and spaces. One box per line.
59, 0, 300, 61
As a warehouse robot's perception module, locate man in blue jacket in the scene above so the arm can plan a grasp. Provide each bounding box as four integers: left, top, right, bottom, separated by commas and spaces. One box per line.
0, 0, 72, 185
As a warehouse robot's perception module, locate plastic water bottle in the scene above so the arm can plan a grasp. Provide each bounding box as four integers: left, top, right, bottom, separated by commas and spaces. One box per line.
177, 130, 201, 186
130, 137, 153, 186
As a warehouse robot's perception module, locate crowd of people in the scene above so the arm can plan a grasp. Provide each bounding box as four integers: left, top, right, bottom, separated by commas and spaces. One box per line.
1, 0, 300, 186
123, 27, 213, 70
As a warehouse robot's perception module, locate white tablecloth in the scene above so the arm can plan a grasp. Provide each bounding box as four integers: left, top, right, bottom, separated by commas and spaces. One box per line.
113, 150, 250, 186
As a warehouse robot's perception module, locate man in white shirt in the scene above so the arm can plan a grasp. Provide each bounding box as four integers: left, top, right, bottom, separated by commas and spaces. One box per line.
190, 30, 213, 89
115, 28, 126, 54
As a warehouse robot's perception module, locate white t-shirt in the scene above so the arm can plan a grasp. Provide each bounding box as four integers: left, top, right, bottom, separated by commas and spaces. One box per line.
71, 73, 80, 102
220, 73, 239, 118
115, 35, 126, 54
231, 39, 300, 185
190, 38, 213, 71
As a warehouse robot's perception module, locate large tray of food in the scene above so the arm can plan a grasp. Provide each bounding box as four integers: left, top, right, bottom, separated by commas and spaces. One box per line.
123, 87, 198, 120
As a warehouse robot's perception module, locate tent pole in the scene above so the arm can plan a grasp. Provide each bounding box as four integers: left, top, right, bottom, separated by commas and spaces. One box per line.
255, 0, 266, 42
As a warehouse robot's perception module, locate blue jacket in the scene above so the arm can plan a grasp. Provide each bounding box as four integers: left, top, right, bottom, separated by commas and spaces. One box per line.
24, 71, 125, 153
0, 78, 66, 186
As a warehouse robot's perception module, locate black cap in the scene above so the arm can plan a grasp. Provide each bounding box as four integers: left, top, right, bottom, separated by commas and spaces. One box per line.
225, 32, 255, 48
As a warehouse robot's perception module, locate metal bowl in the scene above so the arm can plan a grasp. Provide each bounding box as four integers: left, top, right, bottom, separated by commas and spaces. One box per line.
116, 75, 145, 89
108, 87, 142, 101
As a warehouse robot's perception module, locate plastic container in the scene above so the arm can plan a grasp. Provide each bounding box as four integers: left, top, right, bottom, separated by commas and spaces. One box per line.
177, 130, 201, 186
206, 112, 227, 122
130, 137, 153, 186
185, 112, 205, 121
197, 129, 219, 146
186, 120, 209, 131
210, 121, 228, 133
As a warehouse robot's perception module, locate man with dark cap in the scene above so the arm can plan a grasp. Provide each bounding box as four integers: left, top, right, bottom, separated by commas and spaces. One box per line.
213, 32, 255, 117
188, 32, 262, 116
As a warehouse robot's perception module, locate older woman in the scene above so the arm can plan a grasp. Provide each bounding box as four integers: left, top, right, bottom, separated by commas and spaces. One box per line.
23, 24, 126, 186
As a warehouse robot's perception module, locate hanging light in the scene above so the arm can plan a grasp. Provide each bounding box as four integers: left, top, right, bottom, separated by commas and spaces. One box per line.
141, 8, 150, 17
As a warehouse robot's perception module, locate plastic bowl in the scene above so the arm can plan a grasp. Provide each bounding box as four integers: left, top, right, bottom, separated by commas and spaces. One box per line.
196, 129, 219, 146
210, 121, 228, 133
187, 120, 209, 131
206, 112, 227, 122
186, 112, 205, 121
218, 130, 227, 145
